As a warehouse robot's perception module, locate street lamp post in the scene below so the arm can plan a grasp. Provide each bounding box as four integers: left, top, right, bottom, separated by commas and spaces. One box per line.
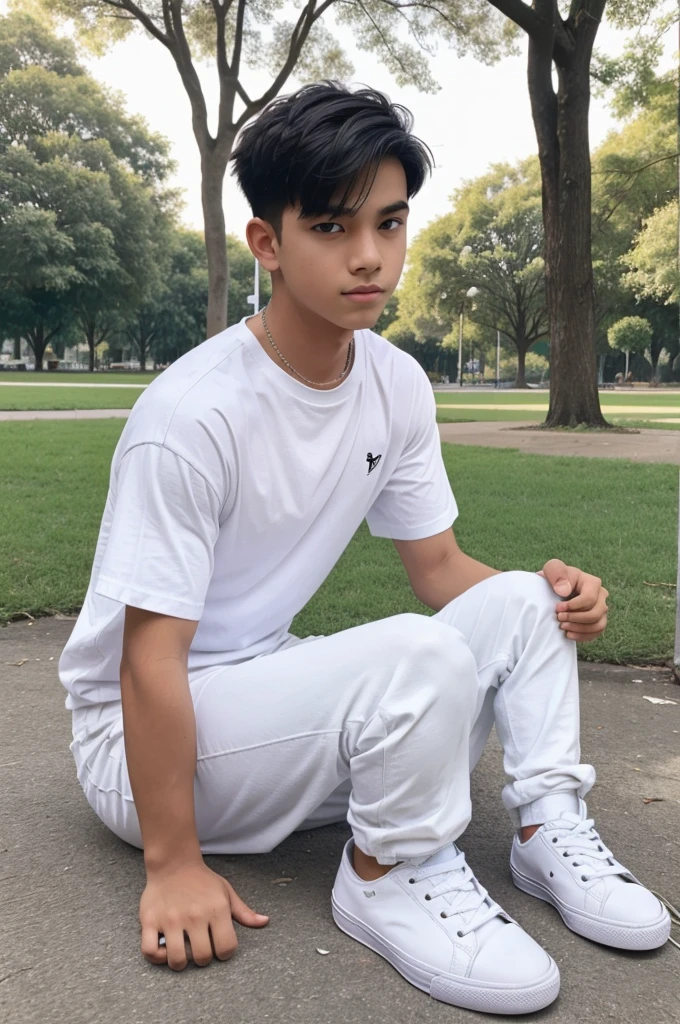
247, 257, 260, 315
457, 286, 479, 387
457, 306, 464, 387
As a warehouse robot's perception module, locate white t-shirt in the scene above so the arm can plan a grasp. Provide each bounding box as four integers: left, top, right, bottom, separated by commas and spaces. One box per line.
59, 316, 457, 709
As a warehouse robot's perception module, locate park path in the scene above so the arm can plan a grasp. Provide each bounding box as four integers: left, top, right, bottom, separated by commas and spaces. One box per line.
438, 420, 680, 464
1, 407, 679, 463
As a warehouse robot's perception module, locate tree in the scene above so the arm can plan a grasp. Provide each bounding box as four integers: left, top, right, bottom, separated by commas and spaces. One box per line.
0, 144, 119, 368
121, 228, 272, 368
388, 160, 549, 387
0, 12, 175, 369
0, 12, 171, 181
590, 80, 677, 381
621, 200, 679, 306
483, 0, 676, 426
607, 315, 652, 380
40, 0, 515, 337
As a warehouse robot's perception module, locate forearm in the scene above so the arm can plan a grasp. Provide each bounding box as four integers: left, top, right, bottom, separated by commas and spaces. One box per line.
120, 659, 202, 872
415, 550, 502, 612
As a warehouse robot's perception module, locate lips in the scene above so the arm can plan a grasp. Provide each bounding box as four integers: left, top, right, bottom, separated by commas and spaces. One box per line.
343, 286, 384, 295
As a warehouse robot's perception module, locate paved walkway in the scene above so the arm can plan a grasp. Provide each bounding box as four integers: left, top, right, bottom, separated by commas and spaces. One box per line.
439, 420, 680, 464
1, 408, 679, 464
0, 408, 132, 420
1, 616, 678, 1024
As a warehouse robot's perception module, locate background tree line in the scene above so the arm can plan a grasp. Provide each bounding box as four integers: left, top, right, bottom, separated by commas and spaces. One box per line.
0, 12, 270, 371
382, 71, 678, 387
1, 8, 677, 391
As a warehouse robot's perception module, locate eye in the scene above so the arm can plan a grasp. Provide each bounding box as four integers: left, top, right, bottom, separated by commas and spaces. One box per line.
381, 218, 403, 231
312, 222, 343, 234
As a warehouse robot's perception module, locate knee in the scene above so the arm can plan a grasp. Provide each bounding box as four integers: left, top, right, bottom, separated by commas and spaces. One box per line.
387, 614, 478, 708
494, 570, 556, 614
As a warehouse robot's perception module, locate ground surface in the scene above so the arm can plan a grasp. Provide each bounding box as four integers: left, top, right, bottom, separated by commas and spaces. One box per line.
1, 617, 679, 1024
438, 421, 680, 464
1, 405, 678, 463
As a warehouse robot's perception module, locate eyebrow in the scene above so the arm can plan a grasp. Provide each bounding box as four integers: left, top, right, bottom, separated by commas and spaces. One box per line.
311, 200, 410, 220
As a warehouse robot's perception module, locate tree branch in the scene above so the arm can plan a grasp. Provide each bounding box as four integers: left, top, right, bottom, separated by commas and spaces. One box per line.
162, 0, 211, 147
239, 0, 336, 128
230, 0, 247, 78
100, 0, 172, 49
485, 0, 543, 42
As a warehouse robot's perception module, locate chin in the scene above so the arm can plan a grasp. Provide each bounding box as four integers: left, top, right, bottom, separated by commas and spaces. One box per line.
340, 301, 390, 331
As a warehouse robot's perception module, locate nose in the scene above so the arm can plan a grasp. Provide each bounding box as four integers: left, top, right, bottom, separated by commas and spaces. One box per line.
348, 229, 382, 275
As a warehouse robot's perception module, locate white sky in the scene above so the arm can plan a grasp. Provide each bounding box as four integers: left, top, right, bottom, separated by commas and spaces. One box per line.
8, 3, 674, 246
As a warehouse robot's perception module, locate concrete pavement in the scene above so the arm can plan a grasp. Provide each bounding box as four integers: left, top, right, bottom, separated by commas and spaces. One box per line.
2, 616, 679, 1024
438, 421, 680, 464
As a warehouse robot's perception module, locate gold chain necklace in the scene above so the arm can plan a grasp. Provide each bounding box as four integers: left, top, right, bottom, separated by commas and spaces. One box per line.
261, 305, 353, 388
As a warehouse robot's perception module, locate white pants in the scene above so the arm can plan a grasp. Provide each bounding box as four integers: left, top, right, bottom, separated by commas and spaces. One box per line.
70, 571, 595, 865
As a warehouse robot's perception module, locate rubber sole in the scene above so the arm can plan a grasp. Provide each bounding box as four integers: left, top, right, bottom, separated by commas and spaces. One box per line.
331, 893, 560, 1015
511, 865, 672, 951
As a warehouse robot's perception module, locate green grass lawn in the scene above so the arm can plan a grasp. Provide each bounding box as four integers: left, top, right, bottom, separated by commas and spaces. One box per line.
433, 391, 680, 407
436, 409, 680, 430
1, 420, 676, 664
2, 376, 677, 426
0, 386, 145, 410
0, 371, 153, 411
1, 371, 159, 385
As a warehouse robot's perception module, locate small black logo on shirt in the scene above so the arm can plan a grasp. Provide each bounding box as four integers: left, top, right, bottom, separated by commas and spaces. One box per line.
366, 452, 382, 475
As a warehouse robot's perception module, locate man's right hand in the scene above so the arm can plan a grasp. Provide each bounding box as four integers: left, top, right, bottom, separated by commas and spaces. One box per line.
140, 859, 270, 970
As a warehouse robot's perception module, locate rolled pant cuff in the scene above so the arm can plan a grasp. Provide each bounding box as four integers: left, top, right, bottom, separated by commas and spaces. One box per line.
518, 792, 580, 827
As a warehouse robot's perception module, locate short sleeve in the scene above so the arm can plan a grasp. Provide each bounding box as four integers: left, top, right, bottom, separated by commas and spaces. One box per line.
94, 444, 222, 620
366, 368, 457, 541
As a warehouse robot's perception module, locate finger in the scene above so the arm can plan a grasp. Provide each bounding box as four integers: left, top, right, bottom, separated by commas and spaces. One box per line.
141, 925, 167, 966
226, 885, 270, 928
556, 582, 603, 613
209, 914, 239, 962
165, 926, 189, 971
565, 629, 603, 642
542, 559, 574, 598
563, 619, 607, 641
187, 924, 214, 968
558, 607, 607, 624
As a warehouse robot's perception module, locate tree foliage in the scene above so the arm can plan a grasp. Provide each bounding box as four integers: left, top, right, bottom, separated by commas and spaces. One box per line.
621, 199, 679, 306
607, 315, 652, 356
388, 159, 548, 387
0, 11, 174, 368
29, 0, 517, 336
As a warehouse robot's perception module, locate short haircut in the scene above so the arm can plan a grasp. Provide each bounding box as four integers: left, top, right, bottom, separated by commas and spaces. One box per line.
230, 79, 433, 239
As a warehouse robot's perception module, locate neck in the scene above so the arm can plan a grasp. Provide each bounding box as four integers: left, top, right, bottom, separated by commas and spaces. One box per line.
246, 290, 355, 390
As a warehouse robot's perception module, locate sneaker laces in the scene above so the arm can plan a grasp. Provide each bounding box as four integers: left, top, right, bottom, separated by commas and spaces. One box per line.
550, 817, 626, 882
409, 848, 503, 937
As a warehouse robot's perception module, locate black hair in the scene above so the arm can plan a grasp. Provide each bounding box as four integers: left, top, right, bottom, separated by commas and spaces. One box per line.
230, 80, 433, 239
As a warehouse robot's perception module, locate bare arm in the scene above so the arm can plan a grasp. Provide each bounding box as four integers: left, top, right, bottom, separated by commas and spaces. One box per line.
120, 605, 269, 970
120, 606, 201, 870
394, 529, 501, 612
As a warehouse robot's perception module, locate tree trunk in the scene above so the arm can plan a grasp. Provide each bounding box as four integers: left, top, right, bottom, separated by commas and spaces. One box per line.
86, 321, 96, 373
515, 343, 529, 388
29, 324, 47, 371
527, 13, 609, 428
13, 335, 21, 360
202, 145, 233, 338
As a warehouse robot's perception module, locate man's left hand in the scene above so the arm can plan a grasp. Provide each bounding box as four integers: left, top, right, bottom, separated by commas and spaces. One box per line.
538, 559, 609, 643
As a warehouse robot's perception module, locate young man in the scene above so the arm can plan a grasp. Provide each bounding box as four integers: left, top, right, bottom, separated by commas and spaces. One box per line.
59, 81, 670, 1015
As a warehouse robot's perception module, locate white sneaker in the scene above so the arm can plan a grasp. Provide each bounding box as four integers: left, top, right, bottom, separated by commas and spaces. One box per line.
332, 839, 560, 1015
511, 805, 671, 951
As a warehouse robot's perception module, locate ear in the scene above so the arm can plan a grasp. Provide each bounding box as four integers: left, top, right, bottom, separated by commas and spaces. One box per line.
245, 217, 279, 273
